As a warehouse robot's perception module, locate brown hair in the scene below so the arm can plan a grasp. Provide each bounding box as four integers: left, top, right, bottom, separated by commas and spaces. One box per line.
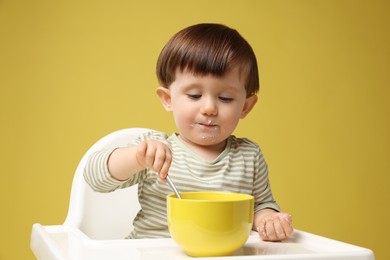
156, 23, 259, 97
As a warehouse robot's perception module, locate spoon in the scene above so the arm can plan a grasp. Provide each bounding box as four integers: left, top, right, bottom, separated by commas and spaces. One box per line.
166, 175, 182, 199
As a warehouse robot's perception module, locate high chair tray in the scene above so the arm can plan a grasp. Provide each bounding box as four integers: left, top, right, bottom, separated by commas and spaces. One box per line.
31, 223, 374, 260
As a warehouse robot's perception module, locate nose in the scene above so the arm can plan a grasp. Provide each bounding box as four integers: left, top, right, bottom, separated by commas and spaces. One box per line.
200, 97, 218, 116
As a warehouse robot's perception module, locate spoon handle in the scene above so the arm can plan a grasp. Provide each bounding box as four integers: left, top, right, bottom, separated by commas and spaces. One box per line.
166, 175, 182, 199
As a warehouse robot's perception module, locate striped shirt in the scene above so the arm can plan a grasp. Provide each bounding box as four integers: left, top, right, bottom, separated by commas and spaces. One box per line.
84, 130, 280, 239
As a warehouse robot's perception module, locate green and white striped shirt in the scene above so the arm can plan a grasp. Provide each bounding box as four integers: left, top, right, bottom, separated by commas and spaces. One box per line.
84, 130, 280, 239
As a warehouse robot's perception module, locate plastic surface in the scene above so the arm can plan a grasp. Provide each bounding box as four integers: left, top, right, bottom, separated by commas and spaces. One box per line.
63, 128, 151, 239
31, 224, 375, 260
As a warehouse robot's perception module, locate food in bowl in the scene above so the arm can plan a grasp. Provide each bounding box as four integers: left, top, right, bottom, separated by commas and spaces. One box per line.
167, 191, 254, 257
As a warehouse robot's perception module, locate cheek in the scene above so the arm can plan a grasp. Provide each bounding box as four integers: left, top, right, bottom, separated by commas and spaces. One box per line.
221, 108, 243, 128
224, 116, 241, 129
224, 105, 244, 121
172, 106, 192, 126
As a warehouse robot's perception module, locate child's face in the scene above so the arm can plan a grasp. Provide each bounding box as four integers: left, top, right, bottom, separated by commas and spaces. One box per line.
157, 67, 257, 149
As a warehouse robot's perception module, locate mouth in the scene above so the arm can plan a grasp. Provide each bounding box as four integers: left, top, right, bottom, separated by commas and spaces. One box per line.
196, 122, 218, 128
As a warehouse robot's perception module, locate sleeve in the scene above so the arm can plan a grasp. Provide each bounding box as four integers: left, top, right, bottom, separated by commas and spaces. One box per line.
83, 130, 170, 193
83, 149, 143, 193
252, 146, 281, 213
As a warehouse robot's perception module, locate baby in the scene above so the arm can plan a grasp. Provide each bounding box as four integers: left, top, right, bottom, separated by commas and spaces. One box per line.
84, 23, 293, 241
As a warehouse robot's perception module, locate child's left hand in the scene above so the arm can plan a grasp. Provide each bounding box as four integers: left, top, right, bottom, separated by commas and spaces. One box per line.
255, 210, 293, 241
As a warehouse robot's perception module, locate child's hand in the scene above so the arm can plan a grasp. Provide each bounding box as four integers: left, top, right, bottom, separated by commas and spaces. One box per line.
136, 140, 172, 180
256, 211, 293, 242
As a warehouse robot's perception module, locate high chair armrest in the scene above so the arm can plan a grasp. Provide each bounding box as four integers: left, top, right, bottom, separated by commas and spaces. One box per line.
30, 223, 68, 260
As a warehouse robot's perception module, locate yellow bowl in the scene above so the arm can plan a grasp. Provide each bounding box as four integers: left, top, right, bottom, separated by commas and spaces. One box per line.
167, 191, 254, 257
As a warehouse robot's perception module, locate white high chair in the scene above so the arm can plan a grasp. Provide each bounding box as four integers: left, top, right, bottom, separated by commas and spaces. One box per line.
31, 128, 375, 260
31, 128, 151, 258
62, 128, 150, 239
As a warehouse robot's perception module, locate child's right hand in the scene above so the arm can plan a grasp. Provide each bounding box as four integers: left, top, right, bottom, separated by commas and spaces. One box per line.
136, 140, 172, 180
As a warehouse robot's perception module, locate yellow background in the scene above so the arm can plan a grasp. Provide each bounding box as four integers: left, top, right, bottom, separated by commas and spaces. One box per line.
0, 0, 389, 259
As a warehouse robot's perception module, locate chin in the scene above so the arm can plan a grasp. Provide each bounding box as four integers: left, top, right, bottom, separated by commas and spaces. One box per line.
195, 136, 226, 146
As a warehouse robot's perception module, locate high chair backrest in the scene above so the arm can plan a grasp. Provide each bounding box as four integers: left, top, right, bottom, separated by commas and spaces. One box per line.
64, 128, 151, 239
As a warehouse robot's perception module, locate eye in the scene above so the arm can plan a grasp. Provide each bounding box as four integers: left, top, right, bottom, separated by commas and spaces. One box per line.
186, 94, 202, 100
219, 96, 234, 103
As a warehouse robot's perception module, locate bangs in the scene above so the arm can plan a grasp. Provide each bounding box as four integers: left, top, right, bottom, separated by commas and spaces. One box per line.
175, 27, 244, 75
157, 24, 259, 96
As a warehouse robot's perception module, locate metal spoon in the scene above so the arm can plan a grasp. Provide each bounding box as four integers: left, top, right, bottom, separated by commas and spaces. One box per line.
166, 175, 182, 199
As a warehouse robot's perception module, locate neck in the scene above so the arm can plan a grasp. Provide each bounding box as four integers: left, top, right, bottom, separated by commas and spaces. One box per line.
177, 135, 227, 162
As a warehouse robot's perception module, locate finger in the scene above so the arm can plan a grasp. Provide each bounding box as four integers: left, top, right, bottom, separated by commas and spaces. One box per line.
279, 215, 294, 237
273, 219, 286, 240
136, 142, 148, 166
265, 219, 277, 241
144, 144, 157, 168
159, 153, 172, 179
153, 145, 172, 178
256, 220, 268, 240
280, 213, 292, 225
153, 147, 167, 174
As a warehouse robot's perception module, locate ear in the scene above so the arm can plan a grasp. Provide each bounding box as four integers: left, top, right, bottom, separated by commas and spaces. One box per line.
156, 86, 173, 112
240, 95, 258, 119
